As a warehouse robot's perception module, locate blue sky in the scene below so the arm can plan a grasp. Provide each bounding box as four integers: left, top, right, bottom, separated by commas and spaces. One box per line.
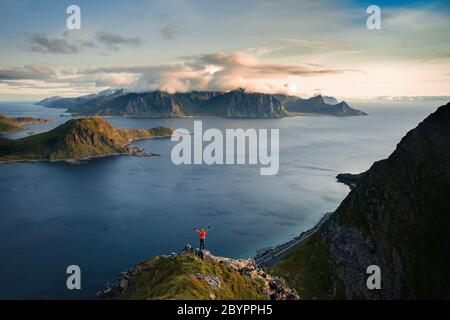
0, 0, 449, 100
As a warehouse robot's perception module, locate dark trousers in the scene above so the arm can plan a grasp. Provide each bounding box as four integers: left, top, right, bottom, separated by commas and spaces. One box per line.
200, 239, 205, 250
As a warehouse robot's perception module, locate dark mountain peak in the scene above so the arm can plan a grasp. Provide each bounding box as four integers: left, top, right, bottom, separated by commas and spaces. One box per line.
418, 101, 450, 129
309, 95, 325, 103
335, 101, 349, 107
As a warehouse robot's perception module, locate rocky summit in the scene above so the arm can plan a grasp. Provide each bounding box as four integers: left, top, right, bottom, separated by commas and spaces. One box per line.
98, 245, 299, 300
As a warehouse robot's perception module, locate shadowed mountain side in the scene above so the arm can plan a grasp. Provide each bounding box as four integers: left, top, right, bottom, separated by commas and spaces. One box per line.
269, 102, 450, 299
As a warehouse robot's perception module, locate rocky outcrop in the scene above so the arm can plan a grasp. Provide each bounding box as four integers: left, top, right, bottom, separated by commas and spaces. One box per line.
98, 245, 299, 300
270, 102, 450, 299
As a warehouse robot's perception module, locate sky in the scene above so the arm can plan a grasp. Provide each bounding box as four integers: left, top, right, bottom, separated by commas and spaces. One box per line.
0, 0, 449, 100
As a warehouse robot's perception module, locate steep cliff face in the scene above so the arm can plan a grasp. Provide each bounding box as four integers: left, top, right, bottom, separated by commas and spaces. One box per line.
0, 117, 173, 163
68, 89, 288, 117
270, 102, 450, 299
207, 90, 288, 117
91, 91, 184, 117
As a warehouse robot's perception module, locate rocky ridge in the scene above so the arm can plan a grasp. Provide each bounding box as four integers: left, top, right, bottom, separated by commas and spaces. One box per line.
98, 245, 299, 300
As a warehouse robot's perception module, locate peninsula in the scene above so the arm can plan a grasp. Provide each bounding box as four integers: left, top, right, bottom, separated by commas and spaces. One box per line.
0, 113, 52, 134
0, 117, 173, 164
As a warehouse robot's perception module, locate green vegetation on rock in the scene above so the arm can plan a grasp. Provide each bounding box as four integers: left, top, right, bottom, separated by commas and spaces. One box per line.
98, 248, 299, 300
102, 253, 268, 300
270, 233, 345, 299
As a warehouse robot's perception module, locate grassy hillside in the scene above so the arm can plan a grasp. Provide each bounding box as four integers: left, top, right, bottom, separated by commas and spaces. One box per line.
99, 249, 299, 300
0, 117, 173, 163
270, 102, 450, 299
105, 254, 268, 300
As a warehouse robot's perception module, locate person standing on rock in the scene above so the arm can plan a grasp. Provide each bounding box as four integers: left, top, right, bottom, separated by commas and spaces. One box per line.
194, 226, 210, 251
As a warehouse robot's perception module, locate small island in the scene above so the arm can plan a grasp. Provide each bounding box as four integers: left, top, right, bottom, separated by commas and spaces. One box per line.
0, 116, 173, 165
0, 113, 53, 134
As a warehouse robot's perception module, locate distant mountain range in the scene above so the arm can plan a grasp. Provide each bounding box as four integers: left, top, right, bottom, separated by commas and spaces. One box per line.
36, 89, 367, 117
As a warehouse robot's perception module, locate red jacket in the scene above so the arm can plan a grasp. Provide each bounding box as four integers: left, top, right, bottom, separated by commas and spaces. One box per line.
195, 229, 208, 240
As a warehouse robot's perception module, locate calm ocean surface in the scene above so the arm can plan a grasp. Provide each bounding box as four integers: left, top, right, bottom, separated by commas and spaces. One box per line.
0, 100, 444, 298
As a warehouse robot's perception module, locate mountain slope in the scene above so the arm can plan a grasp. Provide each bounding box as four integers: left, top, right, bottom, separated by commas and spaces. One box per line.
269, 102, 450, 299
0, 117, 173, 164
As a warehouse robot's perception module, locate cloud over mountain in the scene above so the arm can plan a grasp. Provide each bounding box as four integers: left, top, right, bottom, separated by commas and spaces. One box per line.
0, 51, 357, 95
125, 52, 356, 94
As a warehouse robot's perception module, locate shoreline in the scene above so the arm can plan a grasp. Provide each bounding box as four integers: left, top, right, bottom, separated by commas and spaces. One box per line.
254, 211, 332, 267
0, 151, 161, 166
0, 134, 170, 166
